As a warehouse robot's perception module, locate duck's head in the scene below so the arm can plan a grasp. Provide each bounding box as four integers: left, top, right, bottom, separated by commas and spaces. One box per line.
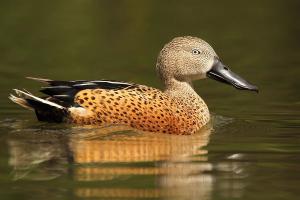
156, 36, 258, 92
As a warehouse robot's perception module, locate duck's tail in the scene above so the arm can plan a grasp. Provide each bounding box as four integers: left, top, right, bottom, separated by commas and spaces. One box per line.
9, 89, 68, 122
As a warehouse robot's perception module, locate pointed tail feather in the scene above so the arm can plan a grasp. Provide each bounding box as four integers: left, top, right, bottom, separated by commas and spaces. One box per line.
12, 89, 64, 109
9, 89, 68, 122
26, 77, 52, 84
9, 94, 33, 110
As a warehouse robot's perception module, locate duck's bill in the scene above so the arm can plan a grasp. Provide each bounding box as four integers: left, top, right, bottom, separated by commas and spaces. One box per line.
206, 58, 258, 92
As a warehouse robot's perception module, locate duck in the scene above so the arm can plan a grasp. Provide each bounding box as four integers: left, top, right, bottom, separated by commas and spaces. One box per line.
9, 36, 258, 135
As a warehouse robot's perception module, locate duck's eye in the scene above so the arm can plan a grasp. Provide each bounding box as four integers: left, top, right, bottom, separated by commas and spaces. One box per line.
192, 49, 201, 55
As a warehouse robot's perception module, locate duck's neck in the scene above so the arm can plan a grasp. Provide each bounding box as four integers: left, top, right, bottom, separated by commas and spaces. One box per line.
163, 78, 210, 118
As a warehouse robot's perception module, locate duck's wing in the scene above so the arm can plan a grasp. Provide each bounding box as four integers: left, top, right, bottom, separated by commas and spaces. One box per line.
27, 77, 137, 107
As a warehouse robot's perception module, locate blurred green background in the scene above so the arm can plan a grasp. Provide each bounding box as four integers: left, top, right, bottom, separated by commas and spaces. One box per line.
0, 0, 299, 117
0, 0, 299, 200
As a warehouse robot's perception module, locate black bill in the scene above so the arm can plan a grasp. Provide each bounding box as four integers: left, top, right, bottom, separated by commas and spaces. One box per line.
207, 57, 258, 92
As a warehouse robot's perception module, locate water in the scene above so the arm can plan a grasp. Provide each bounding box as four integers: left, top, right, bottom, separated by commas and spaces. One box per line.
0, 0, 299, 199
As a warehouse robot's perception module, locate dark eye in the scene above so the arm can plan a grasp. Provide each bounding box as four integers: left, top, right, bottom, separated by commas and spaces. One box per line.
192, 49, 201, 55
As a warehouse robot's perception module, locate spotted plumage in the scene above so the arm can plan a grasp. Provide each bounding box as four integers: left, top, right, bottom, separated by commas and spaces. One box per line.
70, 85, 208, 134
9, 36, 258, 135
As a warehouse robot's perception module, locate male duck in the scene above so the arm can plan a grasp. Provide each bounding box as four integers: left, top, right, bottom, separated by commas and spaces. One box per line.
9, 36, 258, 135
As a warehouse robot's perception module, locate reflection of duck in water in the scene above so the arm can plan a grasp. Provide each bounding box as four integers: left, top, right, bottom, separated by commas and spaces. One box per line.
8, 125, 214, 199
71, 125, 213, 199
70, 125, 211, 164
9, 36, 257, 135
8, 131, 70, 181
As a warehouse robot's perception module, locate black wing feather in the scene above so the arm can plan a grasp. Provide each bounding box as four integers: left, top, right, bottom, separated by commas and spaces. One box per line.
27, 77, 136, 107
40, 86, 73, 96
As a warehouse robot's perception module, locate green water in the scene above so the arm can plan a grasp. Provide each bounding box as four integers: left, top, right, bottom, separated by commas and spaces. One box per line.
0, 0, 299, 199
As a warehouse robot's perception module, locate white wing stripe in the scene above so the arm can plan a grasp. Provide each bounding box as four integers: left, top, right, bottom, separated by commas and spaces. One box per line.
13, 89, 64, 109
